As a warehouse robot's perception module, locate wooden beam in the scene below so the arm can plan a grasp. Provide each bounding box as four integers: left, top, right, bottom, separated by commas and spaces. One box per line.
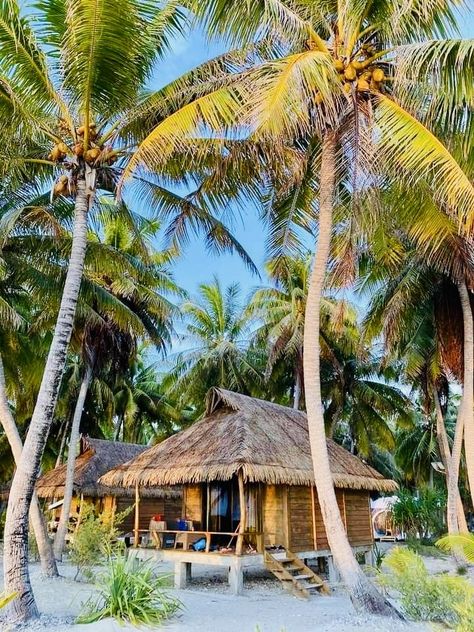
134, 482, 140, 548
310, 486, 318, 551
236, 471, 246, 556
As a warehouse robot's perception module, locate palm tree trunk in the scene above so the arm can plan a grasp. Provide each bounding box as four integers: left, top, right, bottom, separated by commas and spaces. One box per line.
0, 355, 58, 578
293, 368, 302, 410
3, 176, 93, 622
303, 131, 399, 617
53, 362, 93, 560
433, 388, 468, 534
55, 416, 70, 468
458, 281, 474, 508
433, 387, 469, 535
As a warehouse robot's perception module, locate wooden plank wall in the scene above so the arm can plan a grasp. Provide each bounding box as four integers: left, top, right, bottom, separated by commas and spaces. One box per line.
116, 497, 182, 533
312, 488, 372, 550
288, 486, 314, 552
183, 484, 202, 529
344, 490, 373, 546
262, 484, 288, 548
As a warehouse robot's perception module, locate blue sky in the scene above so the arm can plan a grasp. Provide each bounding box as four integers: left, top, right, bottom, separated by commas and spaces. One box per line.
152, 7, 474, 303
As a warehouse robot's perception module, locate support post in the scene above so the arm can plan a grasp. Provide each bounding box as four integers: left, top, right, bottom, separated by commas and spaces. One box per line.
310, 486, 318, 550
174, 561, 192, 589
236, 470, 246, 556
327, 555, 340, 584
134, 482, 140, 548
228, 558, 243, 594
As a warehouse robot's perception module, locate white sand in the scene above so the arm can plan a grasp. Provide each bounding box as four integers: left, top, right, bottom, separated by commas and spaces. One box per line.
0, 554, 428, 632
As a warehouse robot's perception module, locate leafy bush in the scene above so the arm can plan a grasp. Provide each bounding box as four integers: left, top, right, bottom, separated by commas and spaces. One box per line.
78, 554, 180, 625
69, 503, 131, 581
391, 488, 446, 541
372, 542, 387, 569
380, 546, 474, 628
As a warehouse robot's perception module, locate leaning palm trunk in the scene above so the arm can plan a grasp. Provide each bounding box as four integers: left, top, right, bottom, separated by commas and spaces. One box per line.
293, 361, 302, 410
3, 177, 93, 621
433, 388, 468, 534
0, 355, 58, 578
53, 362, 93, 560
55, 416, 70, 468
458, 282, 474, 508
303, 132, 399, 616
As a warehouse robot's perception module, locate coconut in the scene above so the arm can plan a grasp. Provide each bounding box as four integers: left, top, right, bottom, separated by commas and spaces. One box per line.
53, 182, 66, 196
85, 147, 101, 163
352, 60, 364, 70
73, 143, 84, 157
344, 64, 357, 81
51, 146, 64, 161
76, 126, 85, 136
372, 68, 385, 83
342, 82, 352, 94
357, 78, 370, 92
334, 59, 344, 72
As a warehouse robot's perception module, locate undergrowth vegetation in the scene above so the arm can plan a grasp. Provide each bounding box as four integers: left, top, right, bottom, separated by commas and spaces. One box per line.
68, 503, 131, 581
78, 554, 180, 625
380, 547, 474, 630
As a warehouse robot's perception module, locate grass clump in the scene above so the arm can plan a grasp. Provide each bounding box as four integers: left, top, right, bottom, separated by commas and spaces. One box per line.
380, 546, 474, 629
78, 554, 180, 626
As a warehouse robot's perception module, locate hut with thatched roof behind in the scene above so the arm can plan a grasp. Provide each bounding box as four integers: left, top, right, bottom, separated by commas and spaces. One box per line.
36, 436, 181, 535
100, 389, 396, 594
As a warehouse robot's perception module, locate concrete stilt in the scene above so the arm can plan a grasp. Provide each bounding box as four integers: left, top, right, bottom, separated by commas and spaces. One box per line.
327, 556, 340, 584
175, 561, 192, 589
228, 559, 243, 595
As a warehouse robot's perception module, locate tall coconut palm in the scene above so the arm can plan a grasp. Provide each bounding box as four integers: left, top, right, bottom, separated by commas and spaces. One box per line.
164, 278, 261, 409
53, 211, 181, 559
0, 0, 255, 619
164, 0, 474, 614
361, 214, 473, 535
0, 229, 59, 577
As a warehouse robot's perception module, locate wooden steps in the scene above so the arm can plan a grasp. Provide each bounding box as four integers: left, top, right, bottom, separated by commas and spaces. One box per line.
264, 547, 330, 599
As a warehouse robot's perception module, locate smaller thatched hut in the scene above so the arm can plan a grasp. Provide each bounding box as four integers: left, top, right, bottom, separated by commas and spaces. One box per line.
36, 436, 181, 534
101, 389, 396, 558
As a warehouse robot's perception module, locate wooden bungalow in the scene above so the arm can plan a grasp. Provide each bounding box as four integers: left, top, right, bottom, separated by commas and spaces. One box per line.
36, 436, 181, 535
100, 389, 397, 595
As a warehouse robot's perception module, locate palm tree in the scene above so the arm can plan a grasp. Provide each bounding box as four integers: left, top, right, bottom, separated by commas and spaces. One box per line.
0, 230, 59, 577
53, 212, 180, 559
164, 278, 261, 409
361, 224, 472, 534
0, 1, 253, 619
179, 0, 474, 613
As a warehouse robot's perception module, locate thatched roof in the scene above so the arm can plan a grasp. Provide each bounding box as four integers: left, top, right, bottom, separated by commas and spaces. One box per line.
100, 389, 397, 493
36, 436, 180, 499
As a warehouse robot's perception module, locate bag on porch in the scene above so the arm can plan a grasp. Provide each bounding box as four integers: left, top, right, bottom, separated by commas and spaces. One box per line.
191, 537, 206, 551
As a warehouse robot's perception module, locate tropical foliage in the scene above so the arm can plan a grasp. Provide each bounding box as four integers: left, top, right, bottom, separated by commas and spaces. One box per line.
0, 0, 473, 622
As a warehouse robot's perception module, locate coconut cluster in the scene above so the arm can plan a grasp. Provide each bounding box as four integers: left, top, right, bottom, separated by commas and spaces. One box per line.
336, 47, 386, 95
48, 120, 117, 198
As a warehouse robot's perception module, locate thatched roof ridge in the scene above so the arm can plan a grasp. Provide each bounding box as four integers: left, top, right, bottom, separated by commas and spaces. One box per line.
36, 436, 180, 499
100, 389, 397, 493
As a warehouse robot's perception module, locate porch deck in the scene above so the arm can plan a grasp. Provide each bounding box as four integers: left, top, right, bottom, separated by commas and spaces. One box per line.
129, 543, 373, 594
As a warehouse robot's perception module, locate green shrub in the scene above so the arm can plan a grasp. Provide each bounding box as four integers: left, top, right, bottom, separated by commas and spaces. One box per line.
391, 488, 446, 541
68, 503, 131, 581
380, 546, 474, 628
371, 542, 387, 569
78, 554, 180, 625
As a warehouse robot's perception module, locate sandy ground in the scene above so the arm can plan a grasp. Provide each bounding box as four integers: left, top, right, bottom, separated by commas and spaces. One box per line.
0, 551, 432, 632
